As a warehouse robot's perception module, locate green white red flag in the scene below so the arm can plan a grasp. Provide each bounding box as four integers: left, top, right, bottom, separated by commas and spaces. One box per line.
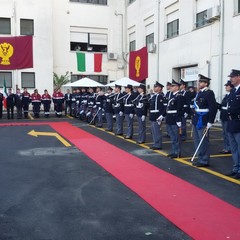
76, 52, 102, 72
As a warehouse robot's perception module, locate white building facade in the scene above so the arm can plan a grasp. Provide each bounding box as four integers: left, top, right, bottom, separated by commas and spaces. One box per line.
0, 0, 240, 100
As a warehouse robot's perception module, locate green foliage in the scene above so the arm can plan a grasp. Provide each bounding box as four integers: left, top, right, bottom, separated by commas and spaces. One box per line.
53, 71, 70, 89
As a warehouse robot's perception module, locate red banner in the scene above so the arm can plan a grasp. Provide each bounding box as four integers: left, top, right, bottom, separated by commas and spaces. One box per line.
129, 46, 148, 82
0, 36, 33, 70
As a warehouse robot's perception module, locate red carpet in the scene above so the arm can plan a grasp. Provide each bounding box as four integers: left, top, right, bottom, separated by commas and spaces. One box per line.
2, 122, 240, 239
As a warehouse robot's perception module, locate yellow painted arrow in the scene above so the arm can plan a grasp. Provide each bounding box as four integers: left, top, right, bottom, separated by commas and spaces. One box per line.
28, 130, 71, 147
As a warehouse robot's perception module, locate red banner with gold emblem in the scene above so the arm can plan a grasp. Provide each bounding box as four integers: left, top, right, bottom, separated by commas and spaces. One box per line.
0, 36, 33, 70
129, 47, 148, 82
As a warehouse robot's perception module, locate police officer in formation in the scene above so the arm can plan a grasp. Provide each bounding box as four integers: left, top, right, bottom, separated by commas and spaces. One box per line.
134, 84, 148, 144
192, 74, 218, 167
123, 84, 135, 139
165, 80, 185, 158
219, 80, 233, 154
225, 69, 240, 179
149, 81, 165, 150
15, 88, 23, 119
104, 87, 114, 132
6, 88, 15, 119
0, 91, 3, 119
95, 87, 104, 128
113, 84, 124, 135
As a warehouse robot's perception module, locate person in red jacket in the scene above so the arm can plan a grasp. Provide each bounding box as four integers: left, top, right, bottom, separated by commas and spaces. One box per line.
52, 88, 64, 117
41, 89, 52, 118
31, 89, 41, 118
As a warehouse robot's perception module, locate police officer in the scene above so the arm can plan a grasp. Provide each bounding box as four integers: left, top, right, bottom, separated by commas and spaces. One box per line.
134, 84, 148, 144
192, 74, 218, 167
95, 87, 104, 128
79, 88, 88, 119
149, 81, 165, 150
6, 88, 15, 119
179, 79, 191, 141
123, 84, 135, 139
22, 88, 31, 119
104, 87, 115, 132
225, 69, 240, 179
165, 80, 185, 158
41, 89, 52, 117
113, 84, 124, 135
219, 80, 233, 154
15, 88, 23, 119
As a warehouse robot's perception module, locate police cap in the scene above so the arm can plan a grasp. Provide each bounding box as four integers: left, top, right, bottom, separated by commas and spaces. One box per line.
154, 81, 164, 88
198, 74, 211, 82
180, 79, 187, 86
138, 84, 146, 90
125, 84, 133, 90
115, 84, 121, 89
171, 79, 181, 87
228, 69, 240, 77
224, 80, 234, 87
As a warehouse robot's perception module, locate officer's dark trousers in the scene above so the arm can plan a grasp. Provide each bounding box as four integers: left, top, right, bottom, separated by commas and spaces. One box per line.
137, 116, 146, 143
150, 121, 162, 148
7, 105, 14, 119
228, 132, 240, 173
105, 112, 113, 131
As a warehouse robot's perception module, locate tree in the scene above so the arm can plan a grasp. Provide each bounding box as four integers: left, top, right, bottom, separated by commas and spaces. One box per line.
53, 71, 70, 89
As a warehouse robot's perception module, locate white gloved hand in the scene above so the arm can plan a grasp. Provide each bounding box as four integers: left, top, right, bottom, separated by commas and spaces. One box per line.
176, 122, 182, 127
141, 115, 146, 122
76, 100, 79, 104
184, 112, 188, 118
115, 103, 120, 108
138, 103, 143, 108
98, 107, 101, 110
119, 111, 123, 117
93, 105, 97, 109
129, 113, 134, 118
157, 115, 164, 122
207, 122, 212, 129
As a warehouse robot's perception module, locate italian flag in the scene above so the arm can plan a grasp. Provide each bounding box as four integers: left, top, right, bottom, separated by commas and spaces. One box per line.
77, 52, 102, 72
3, 79, 7, 109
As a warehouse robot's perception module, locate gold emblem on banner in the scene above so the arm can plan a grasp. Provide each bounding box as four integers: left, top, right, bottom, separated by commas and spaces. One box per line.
135, 55, 141, 77
0, 42, 14, 65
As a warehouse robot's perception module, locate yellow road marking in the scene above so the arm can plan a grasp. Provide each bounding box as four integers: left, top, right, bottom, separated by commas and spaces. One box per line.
28, 130, 71, 147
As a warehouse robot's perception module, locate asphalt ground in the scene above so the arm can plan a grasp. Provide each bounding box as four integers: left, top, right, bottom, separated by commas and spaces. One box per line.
0, 112, 240, 239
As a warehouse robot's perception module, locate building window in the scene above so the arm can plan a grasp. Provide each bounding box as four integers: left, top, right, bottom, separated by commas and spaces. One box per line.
237, 0, 240, 13
0, 18, 11, 35
146, 33, 154, 45
0, 72, 12, 88
70, 32, 107, 52
69, 0, 107, 5
167, 19, 179, 39
196, 10, 208, 28
72, 75, 108, 85
21, 72, 35, 88
129, 40, 136, 51
20, 19, 34, 35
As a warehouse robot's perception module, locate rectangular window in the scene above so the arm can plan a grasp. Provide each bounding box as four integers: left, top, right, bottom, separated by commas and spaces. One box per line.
129, 40, 136, 52
70, 32, 107, 52
196, 10, 208, 28
72, 75, 108, 84
146, 33, 154, 45
69, 0, 107, 5
21, 72, 35, 88
167, 19, 179, 39
0, 72, 12, 88
0, 18, 11, 34
20, 19, 34, 35
238, 0, 240, 13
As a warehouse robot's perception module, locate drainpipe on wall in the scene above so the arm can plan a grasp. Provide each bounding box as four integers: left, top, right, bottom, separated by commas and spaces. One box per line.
157, 0, 161, 82
218, 0, 224, 101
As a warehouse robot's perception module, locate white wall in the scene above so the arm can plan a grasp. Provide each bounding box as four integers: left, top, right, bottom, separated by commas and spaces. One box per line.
0, 0, 53, 95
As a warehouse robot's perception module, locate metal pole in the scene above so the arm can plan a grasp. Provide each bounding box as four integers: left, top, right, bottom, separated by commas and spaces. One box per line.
191, 127, 209, 162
